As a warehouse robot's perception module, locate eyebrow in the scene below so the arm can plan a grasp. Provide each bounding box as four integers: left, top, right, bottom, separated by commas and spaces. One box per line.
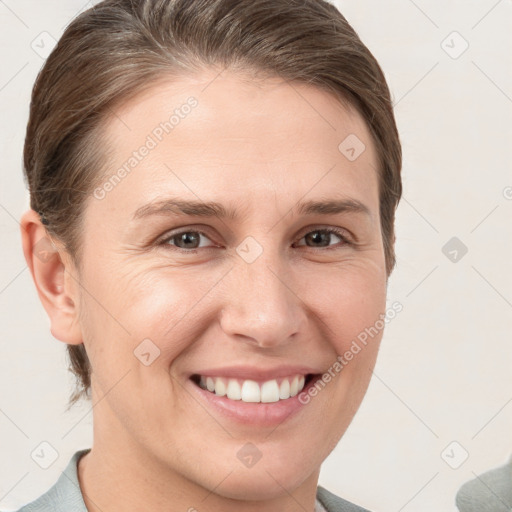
132, 197, 371, 221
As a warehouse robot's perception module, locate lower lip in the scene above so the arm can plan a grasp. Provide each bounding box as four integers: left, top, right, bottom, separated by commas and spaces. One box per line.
187, 375, 321, 427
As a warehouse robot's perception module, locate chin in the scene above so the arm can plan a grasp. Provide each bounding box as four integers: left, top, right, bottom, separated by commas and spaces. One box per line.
206, 448, 320, 501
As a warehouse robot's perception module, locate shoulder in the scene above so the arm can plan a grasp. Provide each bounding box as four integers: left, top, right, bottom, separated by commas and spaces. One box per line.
317, 485, 373, 512
455, 456, 512, 511
12, 449, 90, 512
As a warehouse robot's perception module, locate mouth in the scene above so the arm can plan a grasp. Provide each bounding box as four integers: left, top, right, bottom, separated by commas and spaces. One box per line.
190, 373, 318, 403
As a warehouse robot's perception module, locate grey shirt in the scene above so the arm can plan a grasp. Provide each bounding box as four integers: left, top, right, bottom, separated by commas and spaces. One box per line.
13, 449, 371, 512
455, 455, 512, 512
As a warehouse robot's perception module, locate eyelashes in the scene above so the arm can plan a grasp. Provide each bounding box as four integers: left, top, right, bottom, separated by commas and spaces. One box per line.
157, 226, 353, 253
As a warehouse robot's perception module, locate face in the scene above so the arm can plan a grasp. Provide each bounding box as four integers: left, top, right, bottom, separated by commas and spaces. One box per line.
73, 69, 387, 499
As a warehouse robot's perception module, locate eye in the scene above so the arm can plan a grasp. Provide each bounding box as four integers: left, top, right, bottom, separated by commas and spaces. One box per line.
294, 227, 351, 249
159, 230, 216, 251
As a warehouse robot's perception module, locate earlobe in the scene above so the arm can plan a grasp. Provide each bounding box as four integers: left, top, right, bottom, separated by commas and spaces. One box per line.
20, 209, 83, 346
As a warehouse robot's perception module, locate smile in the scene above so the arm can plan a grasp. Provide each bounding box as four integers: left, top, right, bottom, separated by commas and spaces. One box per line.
191, 374, 313, 403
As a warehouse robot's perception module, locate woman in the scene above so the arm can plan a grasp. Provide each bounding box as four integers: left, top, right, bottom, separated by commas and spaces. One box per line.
17, 0, 402, 510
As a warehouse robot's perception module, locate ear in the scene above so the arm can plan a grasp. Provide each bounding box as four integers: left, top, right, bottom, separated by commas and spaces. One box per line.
20, 209, 83, 345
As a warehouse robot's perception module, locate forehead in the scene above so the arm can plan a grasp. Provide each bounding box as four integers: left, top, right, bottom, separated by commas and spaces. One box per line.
92, 69, 379, 220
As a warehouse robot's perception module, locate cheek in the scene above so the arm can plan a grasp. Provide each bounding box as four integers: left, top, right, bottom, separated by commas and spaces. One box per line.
333, 284, 386, 350
79, 264, 224, 372
305, 258, 387, 350
330, 270, 386, 387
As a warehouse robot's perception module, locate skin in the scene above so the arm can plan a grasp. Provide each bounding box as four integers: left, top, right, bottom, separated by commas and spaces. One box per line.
21, 68, 388, 512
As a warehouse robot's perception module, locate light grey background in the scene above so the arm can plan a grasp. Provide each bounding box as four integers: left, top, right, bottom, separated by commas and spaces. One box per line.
1, 1, 511, 511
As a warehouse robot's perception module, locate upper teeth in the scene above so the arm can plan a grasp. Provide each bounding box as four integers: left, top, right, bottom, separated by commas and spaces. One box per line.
198, 374, 306, 403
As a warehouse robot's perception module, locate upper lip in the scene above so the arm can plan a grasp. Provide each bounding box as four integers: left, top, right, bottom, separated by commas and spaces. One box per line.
189, 365, 322, 382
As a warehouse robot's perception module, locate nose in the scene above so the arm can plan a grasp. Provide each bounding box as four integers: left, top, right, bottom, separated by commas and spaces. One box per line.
219, 246, 307, 348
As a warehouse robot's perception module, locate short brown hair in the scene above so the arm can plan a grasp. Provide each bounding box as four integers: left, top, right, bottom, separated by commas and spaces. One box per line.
23, 0, 402, 406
